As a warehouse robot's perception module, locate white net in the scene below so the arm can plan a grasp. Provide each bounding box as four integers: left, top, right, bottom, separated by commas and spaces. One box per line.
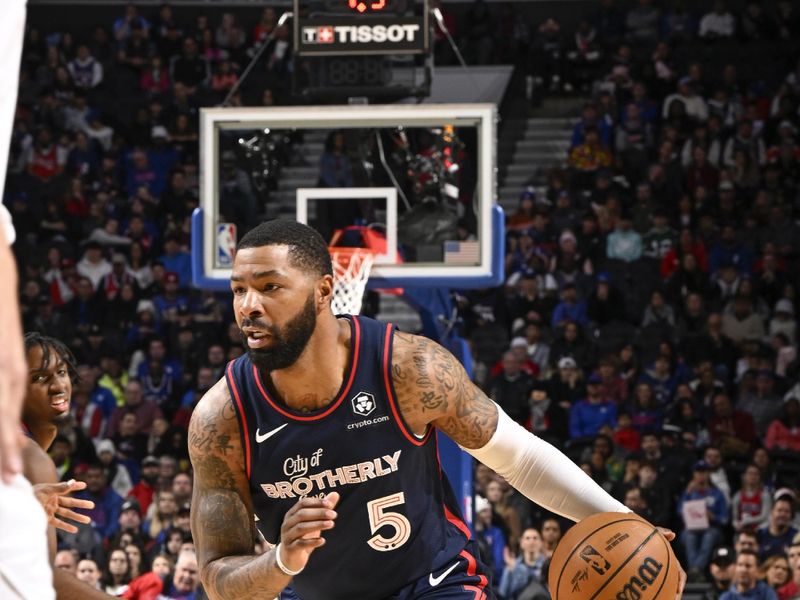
330, 248, 375, 315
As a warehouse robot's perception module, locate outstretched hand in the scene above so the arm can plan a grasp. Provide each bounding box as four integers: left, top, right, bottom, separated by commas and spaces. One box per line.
278, 492, 340, 575
33, 479, 95, 533
657, 527, 686, 600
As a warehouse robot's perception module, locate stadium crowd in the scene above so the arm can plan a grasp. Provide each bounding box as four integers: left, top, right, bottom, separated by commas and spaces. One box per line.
4, 1, 800, 599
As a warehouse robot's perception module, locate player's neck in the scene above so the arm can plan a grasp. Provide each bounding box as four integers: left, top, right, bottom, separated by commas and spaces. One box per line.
267, 315, 351, 412
25, 420, 58, 451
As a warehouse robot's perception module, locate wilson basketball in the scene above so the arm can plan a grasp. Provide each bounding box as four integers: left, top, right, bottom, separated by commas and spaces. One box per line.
548, 512, 679, 600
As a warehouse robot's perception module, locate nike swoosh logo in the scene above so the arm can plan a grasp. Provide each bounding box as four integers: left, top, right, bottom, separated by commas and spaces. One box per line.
255, 424, 288, 444
429, 561, 460, 587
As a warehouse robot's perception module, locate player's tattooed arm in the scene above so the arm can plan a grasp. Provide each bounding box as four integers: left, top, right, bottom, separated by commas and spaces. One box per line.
189, 378, 290, 600
391, 331, 498, 449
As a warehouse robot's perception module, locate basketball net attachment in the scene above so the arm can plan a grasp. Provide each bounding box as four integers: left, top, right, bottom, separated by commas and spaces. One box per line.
329, 248, 375, 315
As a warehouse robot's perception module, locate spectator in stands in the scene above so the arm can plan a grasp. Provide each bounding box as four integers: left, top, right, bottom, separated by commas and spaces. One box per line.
76, 558, 102, 590
708, 393, 757, 459
699, 0, 737, 39
170, 37, 208, 93
108, 380, 163, 437
474, 495, 507, 584
757, 496, 798, 561
709, 546, 736, 597
498, 527, 546, 599
720, 549, 778, 600
722, 295, 765, 346
76, 462, 124, 541
732, 464, 772, 532
606, 212, 642, 262
528, 381, 568, 447
663, 77, 709, 123
487, 350, 534, 424
765, 397, 800, 453
551, 282, 588, 329
762, 554, 790, 595
778, 541, 800, 599
678, 460, 729, 578
738, 370, 783, 438
569, 374, 617, 439
102, 548, 132, 595
568, 127, 613, 186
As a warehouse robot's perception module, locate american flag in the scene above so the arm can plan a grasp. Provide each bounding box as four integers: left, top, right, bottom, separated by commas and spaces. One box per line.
443, 240, 480, 265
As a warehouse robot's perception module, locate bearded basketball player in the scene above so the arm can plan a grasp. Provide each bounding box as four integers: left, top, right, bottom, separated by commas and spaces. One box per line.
189, 220, 685, 600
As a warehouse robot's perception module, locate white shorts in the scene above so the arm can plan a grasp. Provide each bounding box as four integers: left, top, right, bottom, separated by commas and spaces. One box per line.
0, 475, 54, 599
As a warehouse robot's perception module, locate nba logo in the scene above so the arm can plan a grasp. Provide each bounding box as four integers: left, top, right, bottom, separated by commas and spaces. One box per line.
217, 223, 237, 267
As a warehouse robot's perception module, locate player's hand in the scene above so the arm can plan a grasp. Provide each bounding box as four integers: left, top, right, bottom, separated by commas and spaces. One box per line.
657, 527, 685, 599
278, 492, 339, 574
33, 480, 95, 533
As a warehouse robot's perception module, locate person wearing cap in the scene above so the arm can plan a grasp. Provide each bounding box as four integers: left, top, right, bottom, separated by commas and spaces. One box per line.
569, 373, 617, 439
473, 495, 506, 584
153, 269, 189, 324
507, 270, 554, 332
719, 549, 778, 600
118, 498, 144, 536
587, 271, 626, 326
708, 546, 736, 597
548, 355, 586, 406
678, 460, 729, 578
128, 455, 161, 515
97, 438, 133, 498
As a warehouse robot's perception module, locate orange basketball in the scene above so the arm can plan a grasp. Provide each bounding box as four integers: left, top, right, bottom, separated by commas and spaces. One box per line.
548, 512, 679, 600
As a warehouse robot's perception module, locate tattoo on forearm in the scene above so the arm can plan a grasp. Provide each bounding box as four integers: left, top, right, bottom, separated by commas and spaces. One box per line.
189, 386, 287, 600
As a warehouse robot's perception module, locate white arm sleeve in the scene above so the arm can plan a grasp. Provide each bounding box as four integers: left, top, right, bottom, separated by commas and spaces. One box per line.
463, 404, 630, 522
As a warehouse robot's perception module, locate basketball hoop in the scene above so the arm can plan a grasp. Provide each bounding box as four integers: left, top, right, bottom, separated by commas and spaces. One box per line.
329, 247, 375, 315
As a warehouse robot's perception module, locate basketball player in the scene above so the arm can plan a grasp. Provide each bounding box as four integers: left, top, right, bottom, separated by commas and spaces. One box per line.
189, 221, 686, 599
21, 332, 119, 599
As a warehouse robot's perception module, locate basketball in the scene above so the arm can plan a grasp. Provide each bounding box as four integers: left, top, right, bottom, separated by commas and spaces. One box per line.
548, 512, 679, 600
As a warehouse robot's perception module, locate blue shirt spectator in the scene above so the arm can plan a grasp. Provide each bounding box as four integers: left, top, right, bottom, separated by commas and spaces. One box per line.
551, 283, 589, 329
708, 225, 755, 275
75, 464, 124, 540
756, 497, 798, 561
569, 377, 617, 438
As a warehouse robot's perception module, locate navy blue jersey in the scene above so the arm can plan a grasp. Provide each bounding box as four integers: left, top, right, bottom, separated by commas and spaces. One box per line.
225, 315, 477, 600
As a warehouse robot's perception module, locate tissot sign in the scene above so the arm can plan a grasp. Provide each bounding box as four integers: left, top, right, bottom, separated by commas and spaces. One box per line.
295, 15, 429, 56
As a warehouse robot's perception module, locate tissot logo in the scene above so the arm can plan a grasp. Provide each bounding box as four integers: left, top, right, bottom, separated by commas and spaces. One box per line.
302, 24, 421, 45
351, 391, 376, 416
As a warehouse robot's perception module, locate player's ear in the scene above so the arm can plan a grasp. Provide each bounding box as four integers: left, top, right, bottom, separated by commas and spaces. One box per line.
317, 274, 334, 309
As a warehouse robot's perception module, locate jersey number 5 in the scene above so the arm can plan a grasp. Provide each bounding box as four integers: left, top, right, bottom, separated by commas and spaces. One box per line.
366, 492, 411, 551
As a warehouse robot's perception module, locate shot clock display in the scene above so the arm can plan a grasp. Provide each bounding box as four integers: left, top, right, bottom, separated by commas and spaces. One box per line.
294, 0, 429, 56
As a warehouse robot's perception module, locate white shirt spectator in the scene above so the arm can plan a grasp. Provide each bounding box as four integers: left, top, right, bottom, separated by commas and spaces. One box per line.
699, 8, 736, 38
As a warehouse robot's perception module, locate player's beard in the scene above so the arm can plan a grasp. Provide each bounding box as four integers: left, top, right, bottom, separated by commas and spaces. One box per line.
243, 292, 317, 372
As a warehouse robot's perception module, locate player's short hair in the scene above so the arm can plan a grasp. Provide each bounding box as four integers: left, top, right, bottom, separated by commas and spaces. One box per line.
24, 332, 78, 381
237, 221, 333, 278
